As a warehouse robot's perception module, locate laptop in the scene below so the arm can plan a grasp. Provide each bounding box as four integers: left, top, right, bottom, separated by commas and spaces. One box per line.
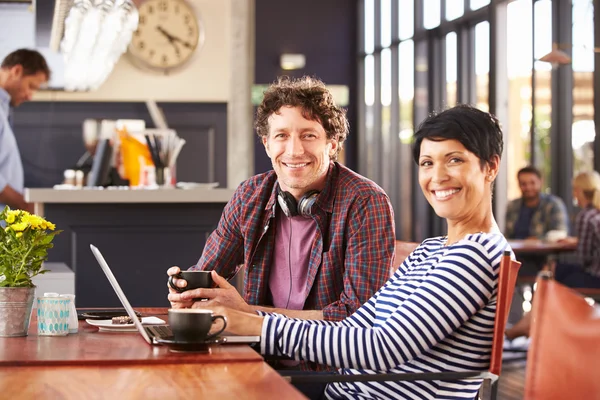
90, 244, 260, 345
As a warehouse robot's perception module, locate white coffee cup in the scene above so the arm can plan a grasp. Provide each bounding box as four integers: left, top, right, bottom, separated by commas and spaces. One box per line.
546, 230, 567, 243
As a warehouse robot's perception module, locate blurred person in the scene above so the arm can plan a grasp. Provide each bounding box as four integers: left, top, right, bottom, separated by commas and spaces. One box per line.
505, 166, 569, 240
0, 49, 50, 213
167, 76, 396, 363
198, 104, 510, 400
505, 165, 569, 276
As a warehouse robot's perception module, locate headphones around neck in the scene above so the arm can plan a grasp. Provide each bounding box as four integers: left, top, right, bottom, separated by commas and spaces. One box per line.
277, 188, 320, 218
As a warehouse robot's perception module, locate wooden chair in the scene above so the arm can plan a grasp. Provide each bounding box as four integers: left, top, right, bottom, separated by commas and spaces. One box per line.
283, 250, 521, 400
524, 273, 600, 399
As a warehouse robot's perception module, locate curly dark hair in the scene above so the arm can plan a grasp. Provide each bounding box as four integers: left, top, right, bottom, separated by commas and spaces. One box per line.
255, 76, 348, 161
1, 48, 51, 80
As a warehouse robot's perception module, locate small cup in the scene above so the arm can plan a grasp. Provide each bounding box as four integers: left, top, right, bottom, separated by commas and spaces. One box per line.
37, 296, 70, 336
168, 309, 227, 342
168, 270, 213, 293
546, 230, 567, 243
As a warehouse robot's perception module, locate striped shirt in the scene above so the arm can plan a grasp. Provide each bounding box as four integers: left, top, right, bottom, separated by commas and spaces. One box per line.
575, 205, 600, 278
261, 232, 508, 399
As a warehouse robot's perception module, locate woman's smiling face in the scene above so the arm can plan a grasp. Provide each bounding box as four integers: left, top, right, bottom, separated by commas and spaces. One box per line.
418, 138, 495, 222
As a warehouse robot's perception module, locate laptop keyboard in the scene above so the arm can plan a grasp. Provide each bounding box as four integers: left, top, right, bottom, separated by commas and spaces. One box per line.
146, 325, 172, 339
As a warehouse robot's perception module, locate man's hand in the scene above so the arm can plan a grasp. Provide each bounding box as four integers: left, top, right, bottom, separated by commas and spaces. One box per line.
166, 266, 194, 309
183, 270, 253, 313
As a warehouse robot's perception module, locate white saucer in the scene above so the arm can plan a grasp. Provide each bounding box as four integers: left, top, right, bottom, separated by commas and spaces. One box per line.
85, 317, 166, 332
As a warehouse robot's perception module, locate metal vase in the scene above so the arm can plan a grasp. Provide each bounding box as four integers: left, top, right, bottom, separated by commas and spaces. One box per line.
0, 286, 35, 337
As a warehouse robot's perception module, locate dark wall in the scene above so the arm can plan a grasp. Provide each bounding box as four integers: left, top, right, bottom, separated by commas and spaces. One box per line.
254, 0, 359, 174
13, 102, 228, 188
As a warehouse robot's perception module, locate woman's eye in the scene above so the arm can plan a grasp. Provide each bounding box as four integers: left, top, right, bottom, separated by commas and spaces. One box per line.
449, 158, 463, 164
420, 160, 432, 167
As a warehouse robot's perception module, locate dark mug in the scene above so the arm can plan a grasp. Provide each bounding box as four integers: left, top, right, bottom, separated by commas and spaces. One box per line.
168, 309, 227, 342
168, 270, 213, 293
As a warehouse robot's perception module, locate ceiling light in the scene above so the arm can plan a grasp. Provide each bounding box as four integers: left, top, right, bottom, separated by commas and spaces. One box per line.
60, 0, 138, 91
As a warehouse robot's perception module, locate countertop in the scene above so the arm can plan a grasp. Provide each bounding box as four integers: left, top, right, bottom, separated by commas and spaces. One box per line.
24, 187, 236, 204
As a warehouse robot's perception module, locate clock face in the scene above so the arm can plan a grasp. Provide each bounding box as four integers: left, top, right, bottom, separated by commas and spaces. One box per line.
128, 0, 202, 71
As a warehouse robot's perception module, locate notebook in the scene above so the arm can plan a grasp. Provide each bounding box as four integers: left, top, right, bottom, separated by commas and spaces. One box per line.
89, 244, 260, 345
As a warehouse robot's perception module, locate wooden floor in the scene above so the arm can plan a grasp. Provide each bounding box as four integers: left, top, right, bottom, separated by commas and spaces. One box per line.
497, 360, 527, 400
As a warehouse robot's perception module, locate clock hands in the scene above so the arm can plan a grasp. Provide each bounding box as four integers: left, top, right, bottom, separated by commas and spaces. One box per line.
156, 26, 193, 51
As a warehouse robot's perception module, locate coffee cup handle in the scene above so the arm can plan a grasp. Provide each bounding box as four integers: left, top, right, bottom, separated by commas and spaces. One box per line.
204, 315, 227, 341
168, 274, 185, 293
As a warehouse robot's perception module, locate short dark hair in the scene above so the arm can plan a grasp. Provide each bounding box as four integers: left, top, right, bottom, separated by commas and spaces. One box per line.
254, 76, 348, 161
412, 104, 504, 169
517, 166, 542, 179
1, 49, 51, 80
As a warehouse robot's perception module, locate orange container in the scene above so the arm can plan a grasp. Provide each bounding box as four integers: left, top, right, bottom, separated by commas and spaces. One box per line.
118, 129, 153, 187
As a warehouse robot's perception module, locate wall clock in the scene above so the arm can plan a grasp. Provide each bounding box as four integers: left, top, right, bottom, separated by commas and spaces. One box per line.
128, 0, 203, 72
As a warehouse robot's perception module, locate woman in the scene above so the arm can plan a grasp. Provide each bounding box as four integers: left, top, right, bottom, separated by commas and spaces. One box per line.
554, 171, 600, 288
195, 104, 508, 399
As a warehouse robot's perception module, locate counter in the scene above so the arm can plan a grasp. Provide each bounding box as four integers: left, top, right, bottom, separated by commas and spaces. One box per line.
24, 188, 235, 308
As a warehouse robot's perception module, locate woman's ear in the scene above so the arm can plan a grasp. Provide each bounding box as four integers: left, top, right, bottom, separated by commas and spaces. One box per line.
487, 155, 501, 181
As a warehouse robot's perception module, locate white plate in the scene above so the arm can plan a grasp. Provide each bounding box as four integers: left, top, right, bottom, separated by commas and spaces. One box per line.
86, 317, 166, 332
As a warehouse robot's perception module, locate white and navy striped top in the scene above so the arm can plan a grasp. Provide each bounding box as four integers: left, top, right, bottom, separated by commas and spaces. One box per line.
260, 232, 509, 400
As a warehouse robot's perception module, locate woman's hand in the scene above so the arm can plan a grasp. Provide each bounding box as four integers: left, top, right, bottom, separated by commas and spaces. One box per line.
196, 303, 264, 337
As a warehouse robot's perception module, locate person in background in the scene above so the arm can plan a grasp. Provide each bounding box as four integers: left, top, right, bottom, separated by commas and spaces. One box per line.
506, 171, 600, 340
198, 104, 509, 400
167, 76, 396, 368
553, 171, 600, 288
505, 166, 569, 240
0, 49, 50, 213
505, 165, 569, 275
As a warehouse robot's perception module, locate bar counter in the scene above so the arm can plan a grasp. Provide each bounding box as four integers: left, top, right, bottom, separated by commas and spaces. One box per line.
23, 187, 236, 307
25, 187, 236, 205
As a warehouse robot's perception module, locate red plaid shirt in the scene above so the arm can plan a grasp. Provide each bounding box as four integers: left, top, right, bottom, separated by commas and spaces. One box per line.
193, 162, 395, 321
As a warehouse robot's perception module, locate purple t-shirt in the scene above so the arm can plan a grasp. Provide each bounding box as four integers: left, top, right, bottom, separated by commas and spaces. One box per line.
268, 211, 317, 310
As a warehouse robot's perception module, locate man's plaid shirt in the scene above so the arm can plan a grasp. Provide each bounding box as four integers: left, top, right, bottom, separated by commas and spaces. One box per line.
193, 162, 396, 321
505, 193, 569, 239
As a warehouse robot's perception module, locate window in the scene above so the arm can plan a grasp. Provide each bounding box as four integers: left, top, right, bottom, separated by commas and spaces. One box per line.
572, 0, 595, 175
446, 32, 458, 107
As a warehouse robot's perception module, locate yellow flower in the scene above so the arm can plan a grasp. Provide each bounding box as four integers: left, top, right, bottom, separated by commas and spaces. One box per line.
15, 232, 22, 238
10, 222, 28, 232
5, 213, 15, 224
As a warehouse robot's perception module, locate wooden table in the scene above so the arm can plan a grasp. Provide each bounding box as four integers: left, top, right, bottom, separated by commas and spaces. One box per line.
0, 308, 261, 366
0, 362, 304, 399
0, 308, 306, 399
507, 239, 576, 256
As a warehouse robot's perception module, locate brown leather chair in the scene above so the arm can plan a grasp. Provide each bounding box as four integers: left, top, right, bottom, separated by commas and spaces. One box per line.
524, 274, 600, 400
283, 250, 521, 400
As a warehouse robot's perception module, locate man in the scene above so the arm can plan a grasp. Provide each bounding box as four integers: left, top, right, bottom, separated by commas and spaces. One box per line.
505, 165, 569, 283
0, 49, 50, 213
505, 166, 569, 240
168, 76, 395, 324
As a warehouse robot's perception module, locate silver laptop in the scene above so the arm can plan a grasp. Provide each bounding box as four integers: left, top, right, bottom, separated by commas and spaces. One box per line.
90, 244, 260, 345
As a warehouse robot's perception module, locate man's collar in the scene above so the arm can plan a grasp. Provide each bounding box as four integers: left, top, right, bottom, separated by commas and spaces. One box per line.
0, 87, 10, 114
